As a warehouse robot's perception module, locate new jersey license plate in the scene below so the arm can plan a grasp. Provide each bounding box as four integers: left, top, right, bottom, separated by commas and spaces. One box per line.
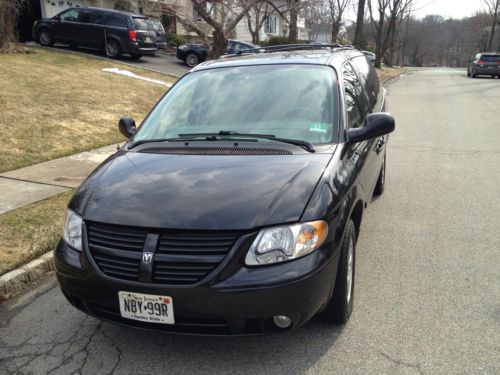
118, 291, 174, 324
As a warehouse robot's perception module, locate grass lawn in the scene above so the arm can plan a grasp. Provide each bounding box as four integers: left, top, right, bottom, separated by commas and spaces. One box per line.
0, 48, 175, 173
0, 191, 73, 275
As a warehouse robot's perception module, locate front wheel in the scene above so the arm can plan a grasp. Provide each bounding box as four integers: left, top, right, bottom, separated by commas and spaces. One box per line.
322, 219, 356, 324
38, 29, 53, 47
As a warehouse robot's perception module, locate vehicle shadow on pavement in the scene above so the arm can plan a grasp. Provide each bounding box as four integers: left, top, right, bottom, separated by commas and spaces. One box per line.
0, 279, 344, 374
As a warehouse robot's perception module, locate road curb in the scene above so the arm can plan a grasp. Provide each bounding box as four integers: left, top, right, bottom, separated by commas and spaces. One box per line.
0, 251, 54, 300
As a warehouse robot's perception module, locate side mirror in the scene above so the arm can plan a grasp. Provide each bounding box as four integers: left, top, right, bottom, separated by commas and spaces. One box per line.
347, 112, 395, 144
118, 117, 136, 139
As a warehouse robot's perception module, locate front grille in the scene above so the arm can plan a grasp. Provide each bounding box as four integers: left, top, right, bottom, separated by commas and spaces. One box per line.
138, 147, 292, 155
86, 222, 239, 285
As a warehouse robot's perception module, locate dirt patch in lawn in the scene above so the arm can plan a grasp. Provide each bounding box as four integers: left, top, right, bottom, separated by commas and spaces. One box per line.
376, 66, 409, 83
0, 48, 175, 173
0, 191, 73, 275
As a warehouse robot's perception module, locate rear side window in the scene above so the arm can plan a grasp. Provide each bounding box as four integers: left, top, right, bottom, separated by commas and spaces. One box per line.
343, 62, 369, 129
481, 55, 500, 62
133, 17, 153, 31
351, 56, 379, 107
79, 11, 104, 24
103, 14, 126, 27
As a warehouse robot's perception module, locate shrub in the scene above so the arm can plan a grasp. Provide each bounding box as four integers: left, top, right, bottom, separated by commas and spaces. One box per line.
114, 0, 134, 12
166, 32, 186, 47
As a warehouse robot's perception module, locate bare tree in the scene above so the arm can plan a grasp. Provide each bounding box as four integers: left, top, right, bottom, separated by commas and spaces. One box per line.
483, 0, 500, 51
327, 0, 350, 42
174, 0, 254, 58
368, 0, 413, 68
353, 0, 366, 47
246, 2, 270, 45
0, 0, 27, 51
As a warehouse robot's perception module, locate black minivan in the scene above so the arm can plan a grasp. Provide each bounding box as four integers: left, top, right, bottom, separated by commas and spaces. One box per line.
33, 7, 157, 59
56, 45, 395, 335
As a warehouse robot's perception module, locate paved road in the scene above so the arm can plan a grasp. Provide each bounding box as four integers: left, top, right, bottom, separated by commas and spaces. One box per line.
1, 69, 499, 374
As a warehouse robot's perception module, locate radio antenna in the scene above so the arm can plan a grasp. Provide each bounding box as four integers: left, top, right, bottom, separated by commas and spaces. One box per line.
103, 29, 120, 150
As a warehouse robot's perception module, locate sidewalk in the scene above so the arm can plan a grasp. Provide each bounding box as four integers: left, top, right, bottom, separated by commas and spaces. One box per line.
0, 145, 117, 214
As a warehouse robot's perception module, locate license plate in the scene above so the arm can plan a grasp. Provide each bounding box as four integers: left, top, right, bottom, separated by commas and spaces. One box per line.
118, 291, 174, 324
144, 37, 151, 43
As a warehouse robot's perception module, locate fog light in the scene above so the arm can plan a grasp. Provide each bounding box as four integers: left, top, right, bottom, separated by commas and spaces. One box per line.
272, 315, 292, 329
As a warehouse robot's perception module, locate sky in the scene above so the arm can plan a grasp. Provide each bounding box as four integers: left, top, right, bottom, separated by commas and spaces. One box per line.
412, 0, 485, 19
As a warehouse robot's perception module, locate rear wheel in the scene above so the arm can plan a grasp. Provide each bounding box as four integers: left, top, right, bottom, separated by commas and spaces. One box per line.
38, 29, 53, 47
185, 52, 200, 67
471, 69, 477, 78
322, 220, 356, 324
105, 39, 121, 58
373, 155, 386, 196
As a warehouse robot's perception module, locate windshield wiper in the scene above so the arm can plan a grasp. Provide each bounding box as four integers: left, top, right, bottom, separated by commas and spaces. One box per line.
178, 131, 316, 152
127, 135, 224, 149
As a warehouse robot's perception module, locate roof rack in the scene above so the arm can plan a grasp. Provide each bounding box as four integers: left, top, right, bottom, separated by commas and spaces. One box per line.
234, 44, 355, 56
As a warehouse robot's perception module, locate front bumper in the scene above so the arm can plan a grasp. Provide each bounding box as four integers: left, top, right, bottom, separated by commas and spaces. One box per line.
55, 240, 340, 335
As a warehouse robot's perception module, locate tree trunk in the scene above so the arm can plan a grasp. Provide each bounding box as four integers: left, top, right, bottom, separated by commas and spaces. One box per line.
353, 0, 366, 48
331, 23, 341, 43
374, 15, 384, 68
210, 28, 227, 58
288, 0, 299, 43
487, 0, 499, 51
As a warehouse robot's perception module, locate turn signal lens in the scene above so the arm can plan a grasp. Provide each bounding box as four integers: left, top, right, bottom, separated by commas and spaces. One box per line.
245, 220, 328, 266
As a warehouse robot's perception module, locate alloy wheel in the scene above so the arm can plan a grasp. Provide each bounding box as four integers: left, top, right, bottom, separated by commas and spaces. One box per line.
346, 237, 354, 304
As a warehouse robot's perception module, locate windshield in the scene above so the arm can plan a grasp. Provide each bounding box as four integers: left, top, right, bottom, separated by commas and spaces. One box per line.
133, 17, 152, 31
133, 65, 338, 145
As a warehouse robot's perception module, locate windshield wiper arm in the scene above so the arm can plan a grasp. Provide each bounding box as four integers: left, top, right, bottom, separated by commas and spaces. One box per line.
128, 135, 225, 149
178, 131, 316, 152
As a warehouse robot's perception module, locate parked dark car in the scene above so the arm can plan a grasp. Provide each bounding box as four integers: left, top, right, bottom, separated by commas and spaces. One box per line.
32, 7, 157, 59
176, 39, 259, 67
467, 53, 500, 78
149, 18, 166, 50
362, 50, 376, 63
56, 45, 395, 335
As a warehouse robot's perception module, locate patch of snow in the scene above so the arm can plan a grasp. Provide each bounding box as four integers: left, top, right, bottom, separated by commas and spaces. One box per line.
102, 68, 172, 87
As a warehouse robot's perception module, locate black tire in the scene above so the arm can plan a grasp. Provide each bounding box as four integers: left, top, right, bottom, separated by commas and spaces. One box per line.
130, 53, 143, 60
373, 155, 386, 196
471, 69, 476, 78
466, 69, 470, 77
185, 52, 200, 67
38, 29, 53, 47
322, 220, 356, 324
105, 39, 121, 58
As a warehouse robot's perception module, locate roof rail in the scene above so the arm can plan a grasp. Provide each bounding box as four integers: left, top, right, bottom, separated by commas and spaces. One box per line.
234, 43, 355, 56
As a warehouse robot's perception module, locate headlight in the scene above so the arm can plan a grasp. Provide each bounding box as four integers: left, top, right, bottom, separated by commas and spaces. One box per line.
245, 220, 328, 266
63, 209, 83, 251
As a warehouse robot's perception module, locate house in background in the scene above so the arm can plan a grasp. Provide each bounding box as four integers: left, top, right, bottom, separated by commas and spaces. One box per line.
18, 0, 310, 44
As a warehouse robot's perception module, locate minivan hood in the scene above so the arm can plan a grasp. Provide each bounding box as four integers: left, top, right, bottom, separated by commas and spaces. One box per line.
72, 150, 332, 230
